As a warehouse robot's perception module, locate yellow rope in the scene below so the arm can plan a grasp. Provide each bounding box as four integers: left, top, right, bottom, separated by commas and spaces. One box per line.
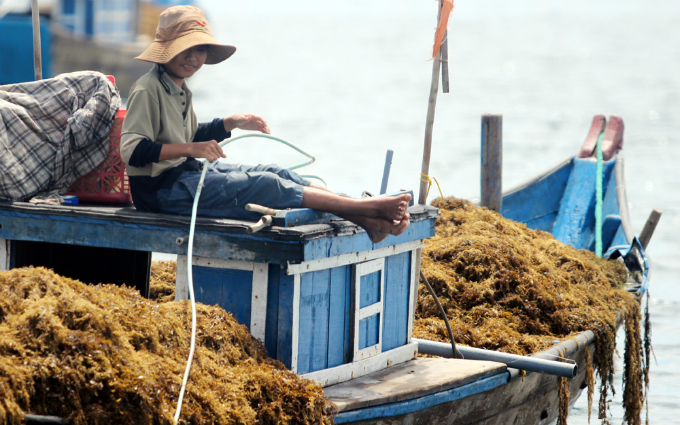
420, 173, 444, 201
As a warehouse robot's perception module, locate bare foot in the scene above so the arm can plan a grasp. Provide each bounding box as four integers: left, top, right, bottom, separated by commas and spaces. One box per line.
300, 188, 411, 221
362, 193, 411, 221
343, 213, 411, 244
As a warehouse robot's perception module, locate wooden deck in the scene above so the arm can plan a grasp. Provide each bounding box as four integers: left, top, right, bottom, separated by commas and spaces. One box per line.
326, 357, 507, 412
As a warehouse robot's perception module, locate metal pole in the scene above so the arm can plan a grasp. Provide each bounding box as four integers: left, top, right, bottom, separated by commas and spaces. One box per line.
380, 149, 394, 195
481, 114, 502, 212
415, 338, 578, 379
31, 0, 42, 80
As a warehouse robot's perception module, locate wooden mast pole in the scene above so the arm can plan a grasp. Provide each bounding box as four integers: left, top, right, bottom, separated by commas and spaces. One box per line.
31, 0, 42, 80
417, 2, 448, 205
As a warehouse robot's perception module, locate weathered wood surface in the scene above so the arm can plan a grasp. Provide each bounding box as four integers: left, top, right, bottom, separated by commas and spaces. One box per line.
639, 208, 662, 250
0, 202, 436, 264
326, 358, 506, 413
334, 339, 594, 425
481, 114, 503, 212
31, 0, 42, 80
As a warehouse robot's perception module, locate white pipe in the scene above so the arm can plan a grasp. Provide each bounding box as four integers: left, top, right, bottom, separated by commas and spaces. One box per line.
414, 338, 578, 379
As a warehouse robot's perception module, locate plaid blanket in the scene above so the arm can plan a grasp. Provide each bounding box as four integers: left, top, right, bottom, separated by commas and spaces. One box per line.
0, 71, 121, 201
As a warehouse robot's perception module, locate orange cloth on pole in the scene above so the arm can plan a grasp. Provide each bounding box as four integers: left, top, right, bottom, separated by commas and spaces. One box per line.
432, 0, 454, 59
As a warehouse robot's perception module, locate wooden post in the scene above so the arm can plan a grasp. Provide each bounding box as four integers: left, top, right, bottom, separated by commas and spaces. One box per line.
639, 208, 662, 250
441, 32, 449, 94
31, 0, 42, 80
417, 44, 442, 205
418, 1, 450, 205
481, 114, 502, 212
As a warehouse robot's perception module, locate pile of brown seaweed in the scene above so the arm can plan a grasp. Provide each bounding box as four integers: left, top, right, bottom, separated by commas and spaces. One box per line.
0, 267, 332, 425
414, 197, 645, 425
149, 260, 177, 303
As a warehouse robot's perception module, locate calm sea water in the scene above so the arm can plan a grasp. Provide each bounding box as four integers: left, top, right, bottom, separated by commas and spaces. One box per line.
179, 1, 680, 422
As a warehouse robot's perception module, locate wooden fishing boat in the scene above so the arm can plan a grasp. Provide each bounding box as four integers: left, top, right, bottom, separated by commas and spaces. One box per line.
5, 117, 650, 424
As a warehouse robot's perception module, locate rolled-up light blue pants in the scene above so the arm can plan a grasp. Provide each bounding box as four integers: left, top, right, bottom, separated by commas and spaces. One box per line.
156, 162, 310, 221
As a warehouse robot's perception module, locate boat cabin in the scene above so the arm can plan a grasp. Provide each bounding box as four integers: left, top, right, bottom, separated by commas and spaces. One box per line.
0, 201, 437, 386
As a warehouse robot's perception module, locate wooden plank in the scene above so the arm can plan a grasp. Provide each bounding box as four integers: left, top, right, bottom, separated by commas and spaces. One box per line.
296, 272, 314, 374
0, 211, 304, 264
182, 256, 255, 271
194, 267, 253, 327
0, 205, 436, 265
264, 264, 280, 359
331, 339, 594, 425
359, 271, 380, 309
176, 255, 255, 300
342, 265, 353, 365
325, 357, 507, 413
311, 269, 331, 372
0, 202, 436, 242
359, 315, 380, 351
406, 250, 418, 344
276, 272, 297, 369
302, 342, 419, 388
250, 263, 269, 342
175, 255, 188, 300
331, 373, 508, 424
328, 265, 350, 368
291, 274, 300, 372
383, 252, 409, 351
301, 213, 435, 262
271, 208, 339, 227
288, 240, 423, 275
639, 209, 662, 250
481, 114, 503, 212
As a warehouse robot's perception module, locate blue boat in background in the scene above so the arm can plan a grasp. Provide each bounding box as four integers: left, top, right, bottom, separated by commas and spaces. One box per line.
328, 115, 651, 424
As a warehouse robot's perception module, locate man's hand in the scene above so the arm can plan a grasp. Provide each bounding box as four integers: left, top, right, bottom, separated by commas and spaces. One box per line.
223, 114, 271, 134
188, 140, 226, 163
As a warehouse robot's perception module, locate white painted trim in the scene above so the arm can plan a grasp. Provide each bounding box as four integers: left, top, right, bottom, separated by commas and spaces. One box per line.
250, 263, 269, 341
358, 302, 382, 320
352, 258, 385, 362
290, 273, 301, 373
407, 249, 419, 343
286, 240, 424, 275
356, 257, 385, 275
175, 255, 188, 301
0, 239, 9, 271
301, 343, 419, 387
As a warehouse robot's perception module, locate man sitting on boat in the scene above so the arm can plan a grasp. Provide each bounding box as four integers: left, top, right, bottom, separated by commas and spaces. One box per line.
121, 6, 410, 243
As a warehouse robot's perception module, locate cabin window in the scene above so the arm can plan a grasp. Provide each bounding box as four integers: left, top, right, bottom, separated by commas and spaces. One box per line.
351, 258, 385, 361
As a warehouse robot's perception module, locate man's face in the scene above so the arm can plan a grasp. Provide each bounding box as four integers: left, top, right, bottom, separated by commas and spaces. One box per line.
165, 45, 209, 80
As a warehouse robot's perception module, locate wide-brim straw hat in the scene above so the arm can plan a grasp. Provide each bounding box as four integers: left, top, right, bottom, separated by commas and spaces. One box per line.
136, 5, 235, 65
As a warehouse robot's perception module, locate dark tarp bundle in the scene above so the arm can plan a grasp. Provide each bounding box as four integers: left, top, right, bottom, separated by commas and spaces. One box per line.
0, 71, 121, 201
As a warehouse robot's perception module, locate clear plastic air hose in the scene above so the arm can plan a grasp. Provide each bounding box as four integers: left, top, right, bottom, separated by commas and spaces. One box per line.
173, 133, 316, 423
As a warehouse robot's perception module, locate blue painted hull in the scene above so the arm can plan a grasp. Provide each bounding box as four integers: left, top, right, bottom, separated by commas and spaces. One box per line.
332, 153, 650, 425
